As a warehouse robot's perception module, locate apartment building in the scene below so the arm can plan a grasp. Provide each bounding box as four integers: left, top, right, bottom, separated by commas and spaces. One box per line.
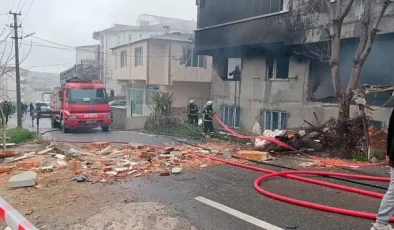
195, 0, 394, 133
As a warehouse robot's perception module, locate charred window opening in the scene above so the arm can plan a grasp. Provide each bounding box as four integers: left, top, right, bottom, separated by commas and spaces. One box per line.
223, 58, 242, 81
266, 54, 289, 79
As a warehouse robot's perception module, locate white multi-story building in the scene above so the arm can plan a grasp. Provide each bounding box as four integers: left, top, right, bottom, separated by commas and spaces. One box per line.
92, 14, 197, 96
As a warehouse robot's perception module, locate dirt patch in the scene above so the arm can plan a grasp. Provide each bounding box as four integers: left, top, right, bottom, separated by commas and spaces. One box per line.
0, 170, 195, 230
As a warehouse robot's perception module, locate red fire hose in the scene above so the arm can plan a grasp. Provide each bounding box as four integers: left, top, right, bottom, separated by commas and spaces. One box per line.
190, 152, 393, 222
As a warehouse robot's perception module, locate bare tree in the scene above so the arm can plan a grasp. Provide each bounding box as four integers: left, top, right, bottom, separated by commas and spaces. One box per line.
320, 0, 393, 120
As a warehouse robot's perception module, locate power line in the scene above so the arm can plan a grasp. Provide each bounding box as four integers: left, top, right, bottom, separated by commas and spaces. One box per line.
21, 0, 34, 22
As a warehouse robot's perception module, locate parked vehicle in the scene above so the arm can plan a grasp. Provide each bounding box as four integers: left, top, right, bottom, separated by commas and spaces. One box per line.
109, 100, 126, 107
51, 63, 112, 133
37, 102, 51, 117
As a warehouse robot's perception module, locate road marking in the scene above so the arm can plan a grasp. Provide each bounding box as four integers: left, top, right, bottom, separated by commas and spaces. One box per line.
195, 196, 284, 230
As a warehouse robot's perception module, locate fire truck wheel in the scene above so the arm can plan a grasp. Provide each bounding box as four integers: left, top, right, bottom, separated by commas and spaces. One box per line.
61, 119, 70, 133
101, 126, 109, 132
51, 117, 57, 128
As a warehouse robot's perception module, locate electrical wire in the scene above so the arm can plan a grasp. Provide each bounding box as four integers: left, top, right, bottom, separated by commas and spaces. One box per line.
20, 0, 34, 22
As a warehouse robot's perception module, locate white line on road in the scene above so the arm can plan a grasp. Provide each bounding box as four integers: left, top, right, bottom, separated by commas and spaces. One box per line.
195, 196, 284, 230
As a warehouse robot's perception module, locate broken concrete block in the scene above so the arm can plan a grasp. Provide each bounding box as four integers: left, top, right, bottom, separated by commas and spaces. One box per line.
40, 166, 54, 173
223, 149, 232, 159
171, 167, 183, 174
197, 150, 210, 154
234, 150, 272, 162
370, 157, 379, 163
54, 154, 66, 160
37, 147, 54, 155
169, 156, 180, 165
8, 171, 37, 188
0, 165, 16, 173
298, 130, 307, 137
5, 155, 29, 163
68, 148, 81, 157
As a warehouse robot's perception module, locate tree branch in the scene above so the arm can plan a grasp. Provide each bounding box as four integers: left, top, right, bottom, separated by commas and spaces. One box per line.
339, 0, 356, 21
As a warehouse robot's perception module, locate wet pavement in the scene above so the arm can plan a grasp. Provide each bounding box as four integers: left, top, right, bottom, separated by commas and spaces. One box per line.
27, 116, 391, 230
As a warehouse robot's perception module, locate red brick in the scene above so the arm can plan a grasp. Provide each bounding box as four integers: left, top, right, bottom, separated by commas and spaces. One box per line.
0, 165, 15, 173
92, 142, 110, 148
16, 157, 43, 169
99, 159, 113, 166
103, 166, 113, 172
234, 150, 271, 162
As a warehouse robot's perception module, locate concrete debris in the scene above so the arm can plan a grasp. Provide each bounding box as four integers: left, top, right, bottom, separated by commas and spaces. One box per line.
37, 147, 54, 155
98, 146, 113, 155
40, 165, 54, 173
127, 170, 137, 175
171, 167, 183, 174
223, 149, 232, 159
68, 148, 81, 157
197, 150, 210, 154
8, 171, 37, 188
90, 161, 103, 169
370, 157, 379, 163
56, 160, 68, 168
54, 154, 66, 160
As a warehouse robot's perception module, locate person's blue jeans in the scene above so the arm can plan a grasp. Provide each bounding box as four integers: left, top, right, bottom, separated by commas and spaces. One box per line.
203, 121, 214, 136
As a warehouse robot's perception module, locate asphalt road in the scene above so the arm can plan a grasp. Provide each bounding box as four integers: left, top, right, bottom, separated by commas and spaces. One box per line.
30, 117, 390, 230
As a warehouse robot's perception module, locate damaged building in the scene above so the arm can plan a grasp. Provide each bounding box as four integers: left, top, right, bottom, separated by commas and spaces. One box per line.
195, 0, 394, 133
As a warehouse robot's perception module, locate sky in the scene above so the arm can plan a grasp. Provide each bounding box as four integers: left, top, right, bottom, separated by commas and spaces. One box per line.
0, 0, 197, 73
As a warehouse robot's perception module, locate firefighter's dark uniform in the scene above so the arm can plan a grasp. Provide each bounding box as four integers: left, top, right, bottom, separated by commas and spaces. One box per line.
188, 103, 198, 125
202, 105, 214, 137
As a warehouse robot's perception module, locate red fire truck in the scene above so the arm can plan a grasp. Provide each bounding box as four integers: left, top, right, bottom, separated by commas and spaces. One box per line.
51, 63, 112, 133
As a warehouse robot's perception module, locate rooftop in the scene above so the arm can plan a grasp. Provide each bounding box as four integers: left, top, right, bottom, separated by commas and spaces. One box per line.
111, 33, 194, 50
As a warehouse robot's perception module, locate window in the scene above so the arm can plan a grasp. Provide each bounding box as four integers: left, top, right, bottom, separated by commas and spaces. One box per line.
135, 47, 143, 66
221, 105, 240, 129
184, 48, 205, 68
128, 34, 132, 41
266, 55, 289, 79
67, 89, 108, 104
262, 110, 287, 130
120, 51, 127, 68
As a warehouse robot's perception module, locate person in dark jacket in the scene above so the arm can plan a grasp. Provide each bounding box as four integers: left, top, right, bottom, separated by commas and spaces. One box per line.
202, 101, 214, 138
187, 100, 198, 125
29, 103, 34, 117
372, 109, 394, 230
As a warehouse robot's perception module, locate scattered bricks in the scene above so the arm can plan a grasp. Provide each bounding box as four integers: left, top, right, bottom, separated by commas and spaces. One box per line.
68, 160, 82, 171
99, 159, 114, 166
0, 151, 18, 159
169, 156, 181, 165
147, 152, 158, 158
8, 171, 37, 188
0, 165, 16, 173
92, 142, 110, 148
56, 160, 68, 168
120, 144, 129, 149
16, 157, 43, 170
151, 157, 161, 167
90, 161, 102, 169
223, 149, 232, 159
118, 160, 131, 168
139, 151, 148, 158
160, 171, 170, 176
103, 166, 113, 172
159, 154, 172, 160
130, 143, 144, 150
233, 150, 271, 162
171, 167, 183, 174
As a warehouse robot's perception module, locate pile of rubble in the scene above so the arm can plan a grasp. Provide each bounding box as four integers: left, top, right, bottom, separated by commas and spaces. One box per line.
1, 141, 270, 187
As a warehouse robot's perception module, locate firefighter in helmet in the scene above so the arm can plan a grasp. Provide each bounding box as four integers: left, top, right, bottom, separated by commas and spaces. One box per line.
187, 100, 198, 125
202, 100, 214, 138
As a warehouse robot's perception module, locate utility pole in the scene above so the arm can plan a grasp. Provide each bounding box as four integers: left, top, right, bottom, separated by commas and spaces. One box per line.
9, 11, 22, 128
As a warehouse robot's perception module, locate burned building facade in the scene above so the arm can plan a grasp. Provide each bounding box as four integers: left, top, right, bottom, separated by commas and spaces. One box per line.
195, 0, 394, 133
